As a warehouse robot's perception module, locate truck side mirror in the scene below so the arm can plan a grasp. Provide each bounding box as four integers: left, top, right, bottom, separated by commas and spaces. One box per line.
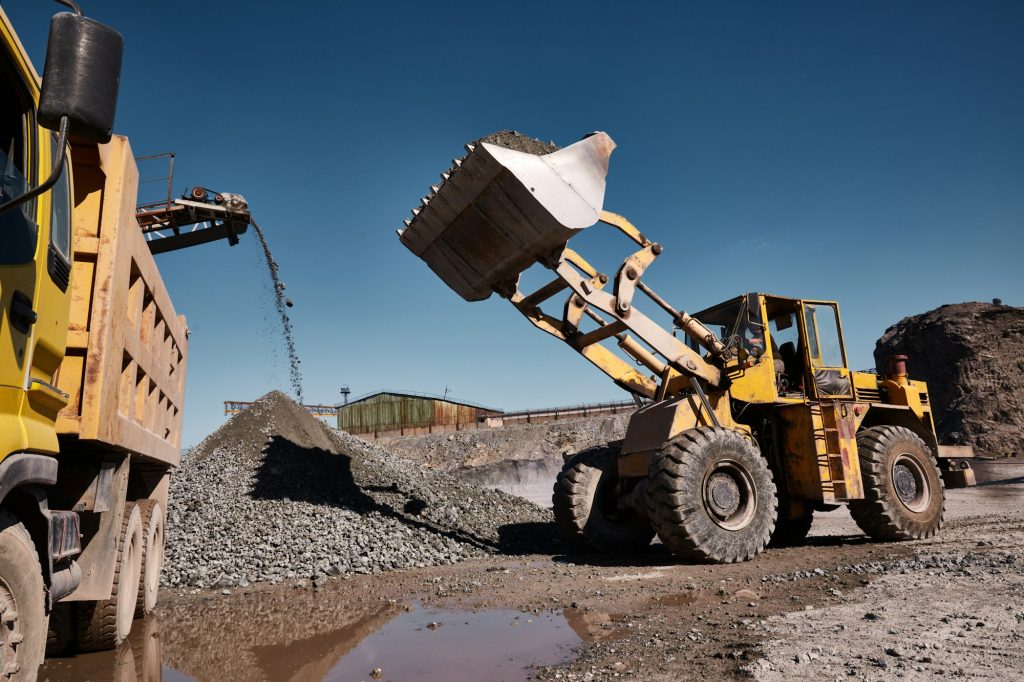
38, 12, 123, 143
0, 9, 122, 216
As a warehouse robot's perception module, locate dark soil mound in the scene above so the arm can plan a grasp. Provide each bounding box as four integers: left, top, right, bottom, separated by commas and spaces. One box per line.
875, 302, 1024, 458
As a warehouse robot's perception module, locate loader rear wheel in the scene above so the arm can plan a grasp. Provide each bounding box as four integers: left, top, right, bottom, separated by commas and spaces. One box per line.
0, 510, 47, 680
647, 428, 777, 563
768, 500, 814, 548
552, 445, 654, 553
849, 426, 945, 541
77, 503, 143, 652
135, 501, 164, 618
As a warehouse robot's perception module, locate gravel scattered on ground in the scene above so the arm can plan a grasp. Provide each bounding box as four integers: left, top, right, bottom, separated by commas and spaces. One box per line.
164, 391, 556, 588
875, 301, 1024, 458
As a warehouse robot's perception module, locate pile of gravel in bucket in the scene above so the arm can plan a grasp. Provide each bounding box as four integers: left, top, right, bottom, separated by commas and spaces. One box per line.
163, 391, 556, 588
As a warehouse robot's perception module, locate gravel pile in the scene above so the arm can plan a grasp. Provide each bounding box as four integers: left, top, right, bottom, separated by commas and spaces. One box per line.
385, 414, 630, 505
875, 301, 1024, 457
164, 391, 555, 588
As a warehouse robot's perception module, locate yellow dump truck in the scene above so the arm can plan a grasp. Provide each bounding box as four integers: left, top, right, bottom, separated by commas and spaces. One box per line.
2, 5, 187, 677
400, 131, 976, 565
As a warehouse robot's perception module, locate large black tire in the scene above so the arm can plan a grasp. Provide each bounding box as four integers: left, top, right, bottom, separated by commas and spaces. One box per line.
134, 501, 164, 618
45, 603, 75, 657
647, 428, 778, 563
0, 510, 47, 681
552, 445, 655, 553
768, 499, 814, 548
849, 426, 945, 541
77, 503, 143, 652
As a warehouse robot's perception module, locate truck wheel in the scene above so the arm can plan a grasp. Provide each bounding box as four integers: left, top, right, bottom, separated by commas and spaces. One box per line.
552, 445, 654, 552
0, 510, 46, 680
768, 500, 814, 548
45, 603, 75, 657
849, 426, 945, 541
134, 501, 164, 618
647, 428, 777, 563
77, 503, 143, 652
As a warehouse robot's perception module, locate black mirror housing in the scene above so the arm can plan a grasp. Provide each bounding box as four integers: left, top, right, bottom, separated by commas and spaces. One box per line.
38, 13, 123, 143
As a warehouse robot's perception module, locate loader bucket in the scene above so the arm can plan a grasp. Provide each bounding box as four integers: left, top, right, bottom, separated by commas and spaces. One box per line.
399, 132, 616, 301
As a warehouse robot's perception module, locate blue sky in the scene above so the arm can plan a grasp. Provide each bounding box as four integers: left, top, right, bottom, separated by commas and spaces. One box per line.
6, 1, 1022, 447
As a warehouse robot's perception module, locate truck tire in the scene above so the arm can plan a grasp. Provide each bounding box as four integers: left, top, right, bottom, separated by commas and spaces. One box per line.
768, 500, 814, 548
76, 503, 143, 652
552, 445, 654, 553
134, 501, 164, 618
0, 510, 46, 681
849, 426, 945, 541
647, 428, 777, 563
45, 603, 75, 657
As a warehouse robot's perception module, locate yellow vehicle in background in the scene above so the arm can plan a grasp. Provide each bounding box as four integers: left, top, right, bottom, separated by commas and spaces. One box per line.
400, 131, 976, 565
2, 4, 187, 678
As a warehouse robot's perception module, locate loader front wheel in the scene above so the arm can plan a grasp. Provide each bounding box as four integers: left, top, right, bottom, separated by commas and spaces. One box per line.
647, 428, 777, 563
552, 445, 654, 553
849, 426, 945, 541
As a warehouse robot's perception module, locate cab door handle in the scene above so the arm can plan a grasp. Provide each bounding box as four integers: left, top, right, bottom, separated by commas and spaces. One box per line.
11, 291, 37, 334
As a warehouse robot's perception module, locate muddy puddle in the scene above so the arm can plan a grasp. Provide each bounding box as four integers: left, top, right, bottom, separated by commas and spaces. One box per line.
41, 601, 582, 682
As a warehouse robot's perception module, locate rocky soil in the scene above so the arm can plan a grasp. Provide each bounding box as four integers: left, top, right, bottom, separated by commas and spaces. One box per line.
384, 415, 629, 505
875, 301, 1024, 458
163, 391, 554, 588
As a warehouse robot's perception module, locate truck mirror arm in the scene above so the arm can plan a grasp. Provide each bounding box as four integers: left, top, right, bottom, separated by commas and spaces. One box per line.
0, 116, 68, 216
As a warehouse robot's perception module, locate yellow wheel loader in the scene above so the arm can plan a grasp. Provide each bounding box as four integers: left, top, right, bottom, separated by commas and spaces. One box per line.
399, 131, 975, 564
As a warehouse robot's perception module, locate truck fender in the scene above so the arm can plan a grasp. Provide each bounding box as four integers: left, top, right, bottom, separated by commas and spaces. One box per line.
0, 453, 58, 503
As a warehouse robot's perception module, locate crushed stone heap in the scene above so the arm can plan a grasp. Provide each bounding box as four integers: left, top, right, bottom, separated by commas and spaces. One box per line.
875, 302, 1024, 458
164, 391, 555, 589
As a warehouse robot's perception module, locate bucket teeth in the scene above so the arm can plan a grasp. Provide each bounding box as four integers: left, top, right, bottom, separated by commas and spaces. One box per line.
464, 143, 476, 153
441, 172, 450, 181
411, 207, 421, 216
403, 219, 411, 227
452, 159, 462, 167
396, 228, 405, 237
430, 184, 440, 194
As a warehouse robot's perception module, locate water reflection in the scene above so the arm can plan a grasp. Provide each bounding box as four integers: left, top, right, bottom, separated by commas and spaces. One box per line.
41, 588, 582, 682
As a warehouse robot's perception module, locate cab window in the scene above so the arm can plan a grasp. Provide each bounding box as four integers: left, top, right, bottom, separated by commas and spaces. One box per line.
50, 134, 71, 260
0, 58, 36, 264
805, 304, 845, 368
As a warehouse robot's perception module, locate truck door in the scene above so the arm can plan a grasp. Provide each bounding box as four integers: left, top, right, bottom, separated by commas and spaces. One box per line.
801, 302, 853, 399
0, 54, 37, 401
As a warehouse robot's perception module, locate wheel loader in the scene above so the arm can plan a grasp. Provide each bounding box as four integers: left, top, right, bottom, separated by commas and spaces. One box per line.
399, 131, 976, 564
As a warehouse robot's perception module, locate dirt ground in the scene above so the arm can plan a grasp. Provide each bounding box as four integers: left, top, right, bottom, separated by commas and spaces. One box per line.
44, 481, 1024, 682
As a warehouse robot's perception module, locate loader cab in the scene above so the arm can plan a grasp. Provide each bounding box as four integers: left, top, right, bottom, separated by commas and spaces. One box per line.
688, 293, 853, 404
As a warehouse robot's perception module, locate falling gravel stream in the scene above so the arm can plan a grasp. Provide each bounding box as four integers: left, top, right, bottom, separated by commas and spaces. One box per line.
251, 221, 304, 403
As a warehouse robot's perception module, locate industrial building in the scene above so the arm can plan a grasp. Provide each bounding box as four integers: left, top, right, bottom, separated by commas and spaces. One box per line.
336, 391, 503, 438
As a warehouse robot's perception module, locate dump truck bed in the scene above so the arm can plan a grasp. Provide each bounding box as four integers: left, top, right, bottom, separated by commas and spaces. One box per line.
55, 136, 187, 466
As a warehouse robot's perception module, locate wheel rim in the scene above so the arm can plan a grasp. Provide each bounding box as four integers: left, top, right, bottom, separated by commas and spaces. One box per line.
892, 453, 930, 513
0, 581, 21, 676
118, 529, 142, 640
702, 460, 757, 531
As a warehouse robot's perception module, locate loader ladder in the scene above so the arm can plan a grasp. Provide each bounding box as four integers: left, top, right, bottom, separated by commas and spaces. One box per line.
813, 402, 863, 503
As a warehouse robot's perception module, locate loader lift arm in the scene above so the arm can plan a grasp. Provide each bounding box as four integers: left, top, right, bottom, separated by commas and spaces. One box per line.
397, 131, 731, 402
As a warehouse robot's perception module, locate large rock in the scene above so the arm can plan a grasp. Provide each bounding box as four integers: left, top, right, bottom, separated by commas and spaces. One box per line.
874, 302, 1024, 458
